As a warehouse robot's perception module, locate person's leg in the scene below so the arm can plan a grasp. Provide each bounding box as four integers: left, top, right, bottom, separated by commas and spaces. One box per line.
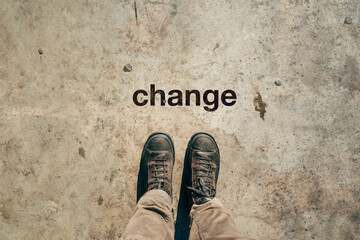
189, 197, 251, 240
175, 133, 250, 240
122, 132, 175, 240
122, 189, 175, 240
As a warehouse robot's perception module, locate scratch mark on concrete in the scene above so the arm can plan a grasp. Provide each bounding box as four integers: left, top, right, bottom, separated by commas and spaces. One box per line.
213, 43, 219, 51
134, 0, 138, 24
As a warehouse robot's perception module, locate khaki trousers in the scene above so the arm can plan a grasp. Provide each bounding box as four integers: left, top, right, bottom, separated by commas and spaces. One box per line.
122, 190, 251, 240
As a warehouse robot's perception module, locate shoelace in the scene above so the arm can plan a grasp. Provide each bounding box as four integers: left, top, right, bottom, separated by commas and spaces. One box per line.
187, 151, 215, 198
148, 151, 169, 190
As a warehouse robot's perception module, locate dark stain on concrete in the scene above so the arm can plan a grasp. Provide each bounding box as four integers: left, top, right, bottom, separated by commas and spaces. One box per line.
338, 56, 360, 91
0, 204, 10, 220
97, 195, 103, 205
344, 17, 352, 24
349, 212, 360, 223
171, 3, 177, 16
79, 147, 86, 159
109, 170, 117, 183
254, 92, 267, 120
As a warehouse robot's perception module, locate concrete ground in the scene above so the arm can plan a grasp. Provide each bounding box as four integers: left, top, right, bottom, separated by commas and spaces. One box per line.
1, 0, 359, 239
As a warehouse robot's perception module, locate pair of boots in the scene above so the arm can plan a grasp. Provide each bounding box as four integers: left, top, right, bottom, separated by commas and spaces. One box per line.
137, 132, 220, 239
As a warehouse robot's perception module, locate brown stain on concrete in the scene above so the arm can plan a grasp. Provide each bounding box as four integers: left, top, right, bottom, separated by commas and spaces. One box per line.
97, 195, 104, 205
78, 147, 86, 159
254, 92, 267, 120
252, 170, 360, 225
338, 56, 360, 92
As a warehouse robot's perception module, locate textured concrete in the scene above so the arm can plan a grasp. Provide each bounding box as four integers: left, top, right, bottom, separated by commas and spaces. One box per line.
1, 0, 359, 239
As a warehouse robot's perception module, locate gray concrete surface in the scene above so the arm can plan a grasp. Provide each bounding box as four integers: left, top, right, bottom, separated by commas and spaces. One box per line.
1, 0, 359, 239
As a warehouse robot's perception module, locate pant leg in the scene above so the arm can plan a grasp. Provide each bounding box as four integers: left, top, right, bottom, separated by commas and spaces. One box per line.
122, 189, 175, 240
189, 198, 252, 240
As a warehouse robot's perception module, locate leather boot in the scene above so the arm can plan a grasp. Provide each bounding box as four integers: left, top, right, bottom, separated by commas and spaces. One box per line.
137, 132, 175, 202
186, 133, 220, 204
175, 132, 220, 239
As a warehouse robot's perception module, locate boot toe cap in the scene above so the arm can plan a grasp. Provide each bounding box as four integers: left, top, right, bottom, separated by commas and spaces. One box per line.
146, 133, 173, 151
190, 133, 218, 152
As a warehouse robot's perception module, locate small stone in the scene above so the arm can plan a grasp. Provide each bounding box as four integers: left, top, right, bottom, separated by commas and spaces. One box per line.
274, 80, 282, 86
123, 63, 132, 72
38, 49, 43, 55
344, 17, 352, 24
